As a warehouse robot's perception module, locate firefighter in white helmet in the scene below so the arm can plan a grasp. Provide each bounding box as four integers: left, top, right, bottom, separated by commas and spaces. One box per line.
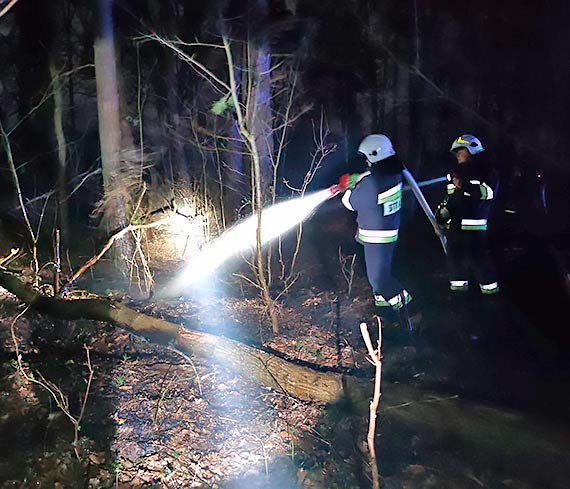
338, 134, 416, 327
435, 134, 500, 295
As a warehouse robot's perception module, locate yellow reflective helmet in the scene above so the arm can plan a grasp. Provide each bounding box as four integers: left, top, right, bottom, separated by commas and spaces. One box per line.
450, 134, 484, 155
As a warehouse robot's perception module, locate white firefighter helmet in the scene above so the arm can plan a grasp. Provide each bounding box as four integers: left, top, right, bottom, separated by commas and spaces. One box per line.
450, 134, 484, 155
358, 134, 396, 164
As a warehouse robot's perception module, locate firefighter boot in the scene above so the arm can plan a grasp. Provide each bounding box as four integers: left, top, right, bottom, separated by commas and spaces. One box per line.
397, 297, 423, 333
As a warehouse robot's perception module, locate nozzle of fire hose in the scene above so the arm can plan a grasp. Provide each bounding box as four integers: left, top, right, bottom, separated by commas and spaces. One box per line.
328, 184, 343, 199
339, 173, 361, 191
328, 173, 361, 199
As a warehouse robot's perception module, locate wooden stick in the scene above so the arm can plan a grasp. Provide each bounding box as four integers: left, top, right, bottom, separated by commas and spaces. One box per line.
360, 316, 383, 489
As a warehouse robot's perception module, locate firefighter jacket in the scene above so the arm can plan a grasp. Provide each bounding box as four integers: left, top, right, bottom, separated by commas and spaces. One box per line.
445, 159, 497, 231
341, 156, 404, 244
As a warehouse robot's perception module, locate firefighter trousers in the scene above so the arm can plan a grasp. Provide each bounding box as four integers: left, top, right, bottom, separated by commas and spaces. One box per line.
362, 241, 406, 304
446, 229, 499, 293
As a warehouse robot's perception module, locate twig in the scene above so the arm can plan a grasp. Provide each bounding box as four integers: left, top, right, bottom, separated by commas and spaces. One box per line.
74, 345, 94, 458
249, 433, 269, 476
54, 229, 61, 295
129, 228, 154, 295
223, 35, 280, 334
339, 248, 357, 297
360, 316, 383, 489
66, 169, 102, 200
232, 273, 263, 291
146, 33, 230, 94
0, 247, 20, 266
153, 368, 178, 426
1, 123, 38, 273
273, 273, 299, 302
164, 345, 203, 397
62, 216, 172, 292
7, 64, 94, 137
10, 308, 94, 459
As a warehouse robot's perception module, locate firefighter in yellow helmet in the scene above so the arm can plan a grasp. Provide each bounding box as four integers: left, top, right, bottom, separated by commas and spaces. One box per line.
435, 134, 500, 295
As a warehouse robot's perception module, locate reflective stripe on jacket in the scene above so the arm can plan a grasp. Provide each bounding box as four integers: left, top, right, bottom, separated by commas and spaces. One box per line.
341, 156, 404, 244
461, 218, 488, 231
446, 161, 497, 232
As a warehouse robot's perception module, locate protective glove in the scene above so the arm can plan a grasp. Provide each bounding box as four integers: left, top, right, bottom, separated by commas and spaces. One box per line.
338, 173, 361, 191
435, 200, 451, 229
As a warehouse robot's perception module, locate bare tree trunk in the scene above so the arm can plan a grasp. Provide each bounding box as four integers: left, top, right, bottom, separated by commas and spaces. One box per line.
223, 37, 279, 334
64, 0, 77, 139
247, 0, 274, 200
0, 268, 354, 404
225, 46, 246, 218
49, 61, 70, 242
216, 15, 246, 220
226, 119, 246, 218
160, 0, 188, 183
383, 56, 396, 134
367, 0, 383, 132
166, 62, 188, 183
14, 0, 52, 189
94, 0, 133, 278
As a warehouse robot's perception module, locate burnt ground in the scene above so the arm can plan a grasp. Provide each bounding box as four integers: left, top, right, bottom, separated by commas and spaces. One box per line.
1, 203, 570, 488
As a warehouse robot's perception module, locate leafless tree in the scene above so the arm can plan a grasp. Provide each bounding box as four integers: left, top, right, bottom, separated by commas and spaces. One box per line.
94, 0, 135, 278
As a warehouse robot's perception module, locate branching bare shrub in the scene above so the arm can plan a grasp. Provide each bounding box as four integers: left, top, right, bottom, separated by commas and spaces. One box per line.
140, 28, 333, 333
10, 307, 94, 460
279, 112, 337, 287
339, 247, 357, 298
1, 123, 48, 277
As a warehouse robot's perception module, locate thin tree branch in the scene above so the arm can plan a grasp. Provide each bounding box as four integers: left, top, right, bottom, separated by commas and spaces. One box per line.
360, 316, 383, 489
62, 216, 172, 292
145, 33, 230, 95
8, 64, 94, 137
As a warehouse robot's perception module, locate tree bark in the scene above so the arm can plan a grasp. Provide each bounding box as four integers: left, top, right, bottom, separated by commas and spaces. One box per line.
247, 0, 274, 199
49, 61, 70, 242
94, 0, 133, 278
160, 1, 189, 183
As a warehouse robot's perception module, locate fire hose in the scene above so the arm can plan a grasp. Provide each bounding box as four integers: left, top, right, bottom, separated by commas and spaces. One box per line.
328, 169, 448, 255
402, 168, 448, 255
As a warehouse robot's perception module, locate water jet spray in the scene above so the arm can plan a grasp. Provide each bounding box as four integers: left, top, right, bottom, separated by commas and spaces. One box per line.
161, 173, 446, 297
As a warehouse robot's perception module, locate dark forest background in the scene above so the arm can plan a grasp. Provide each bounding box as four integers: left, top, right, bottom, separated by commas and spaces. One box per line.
1, 0, 569, 258
2, 3, 570, 486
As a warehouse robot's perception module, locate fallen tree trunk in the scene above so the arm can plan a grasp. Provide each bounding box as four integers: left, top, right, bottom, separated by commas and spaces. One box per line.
0, 268, 367, 404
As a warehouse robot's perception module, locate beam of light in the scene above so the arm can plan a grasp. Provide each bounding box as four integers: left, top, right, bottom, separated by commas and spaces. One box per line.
166, 207, 209, 259
161, 188, 334, 296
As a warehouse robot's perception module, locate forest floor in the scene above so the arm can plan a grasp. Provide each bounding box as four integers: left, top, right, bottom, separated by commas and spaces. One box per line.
1, 209, 570, 488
